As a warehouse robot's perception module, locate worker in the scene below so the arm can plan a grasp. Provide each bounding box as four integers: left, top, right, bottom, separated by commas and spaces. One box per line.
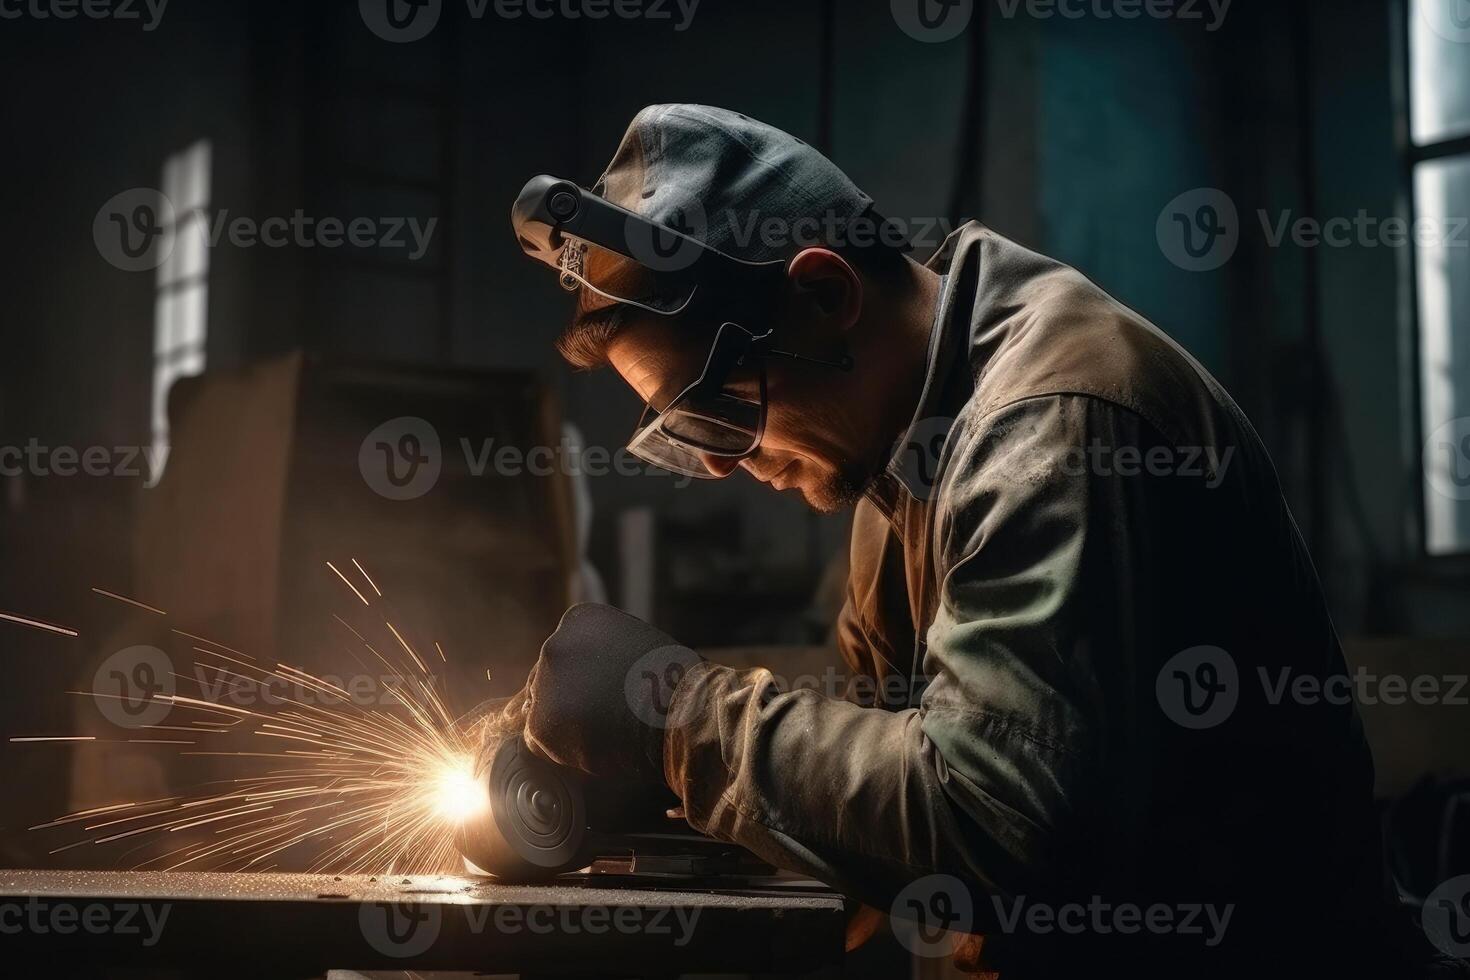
502, 104, 1463, 978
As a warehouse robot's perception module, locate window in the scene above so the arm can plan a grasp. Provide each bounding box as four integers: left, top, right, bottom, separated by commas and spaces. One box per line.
1405, 1, 1470, 554
150, 139, 212, 487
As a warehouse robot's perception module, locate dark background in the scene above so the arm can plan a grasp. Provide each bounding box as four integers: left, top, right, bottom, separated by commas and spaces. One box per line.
0, 0, 1466, 889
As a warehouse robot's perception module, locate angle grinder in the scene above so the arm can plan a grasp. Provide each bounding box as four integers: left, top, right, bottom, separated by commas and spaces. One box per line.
454, 721, 766, 882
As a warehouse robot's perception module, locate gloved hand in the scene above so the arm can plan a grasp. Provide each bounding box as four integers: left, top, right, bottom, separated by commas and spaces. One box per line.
523, 603, 704, 785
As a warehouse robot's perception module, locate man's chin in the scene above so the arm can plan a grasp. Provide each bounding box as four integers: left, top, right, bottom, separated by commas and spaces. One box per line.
796, 471, 868, 514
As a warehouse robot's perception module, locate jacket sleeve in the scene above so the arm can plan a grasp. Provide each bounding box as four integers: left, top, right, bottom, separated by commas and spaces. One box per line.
663, 395, 1125, 920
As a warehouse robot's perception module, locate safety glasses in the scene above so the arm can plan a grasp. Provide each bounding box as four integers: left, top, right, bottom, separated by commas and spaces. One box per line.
625, 323, 856, 479
626, 321, 772, 479
512, 174, 853, 480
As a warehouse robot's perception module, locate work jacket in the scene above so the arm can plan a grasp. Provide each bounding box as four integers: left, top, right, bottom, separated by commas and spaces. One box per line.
664, 223, 1444, 978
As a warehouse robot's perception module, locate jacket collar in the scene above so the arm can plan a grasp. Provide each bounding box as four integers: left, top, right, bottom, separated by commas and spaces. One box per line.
864, 222, 989, 520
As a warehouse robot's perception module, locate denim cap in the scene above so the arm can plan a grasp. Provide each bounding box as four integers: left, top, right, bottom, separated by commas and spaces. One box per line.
599, 104, 882, 258
571, 104, 901, 315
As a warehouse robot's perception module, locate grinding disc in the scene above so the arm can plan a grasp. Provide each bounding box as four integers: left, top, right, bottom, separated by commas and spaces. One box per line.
456, 733, 589, 880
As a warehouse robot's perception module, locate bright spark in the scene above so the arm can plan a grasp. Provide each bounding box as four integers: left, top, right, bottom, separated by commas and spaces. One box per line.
327, 562, 371, 606
0, 610, 79, 637
22, 569, 490, 876
351, 559, 383, 597
91, 588, 168, 616
10, 736, 96, 742
431, 759, 488, 823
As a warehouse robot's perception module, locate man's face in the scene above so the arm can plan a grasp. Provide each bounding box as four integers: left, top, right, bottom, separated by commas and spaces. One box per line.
608, 316, 871, 513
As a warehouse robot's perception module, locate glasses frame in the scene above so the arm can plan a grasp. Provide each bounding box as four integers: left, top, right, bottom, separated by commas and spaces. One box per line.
627, 321, 774, 476
514, 173, 856, 479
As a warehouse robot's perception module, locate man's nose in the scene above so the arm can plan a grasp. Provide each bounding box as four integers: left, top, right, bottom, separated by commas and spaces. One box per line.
697, 453, 742, 479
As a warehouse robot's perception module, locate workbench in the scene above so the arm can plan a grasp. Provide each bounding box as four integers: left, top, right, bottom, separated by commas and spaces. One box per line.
0, 869, 848, 978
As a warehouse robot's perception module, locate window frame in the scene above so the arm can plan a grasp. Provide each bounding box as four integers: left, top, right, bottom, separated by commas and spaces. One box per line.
1393, 0, 1470, 560
148, 139, 212, 487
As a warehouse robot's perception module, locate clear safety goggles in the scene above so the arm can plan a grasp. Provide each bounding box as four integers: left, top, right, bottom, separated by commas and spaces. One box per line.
626, 321, 771, 478
512, 175, 851, 479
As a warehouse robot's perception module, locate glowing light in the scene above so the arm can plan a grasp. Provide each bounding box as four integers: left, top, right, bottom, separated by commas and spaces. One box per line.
432, 760, 488, 823
24, 562, 490, 876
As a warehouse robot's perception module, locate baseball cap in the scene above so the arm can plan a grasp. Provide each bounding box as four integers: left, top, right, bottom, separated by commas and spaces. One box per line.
517, 104, 907, 317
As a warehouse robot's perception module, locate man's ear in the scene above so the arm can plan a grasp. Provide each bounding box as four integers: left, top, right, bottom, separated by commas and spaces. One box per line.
786, 247, 863, 335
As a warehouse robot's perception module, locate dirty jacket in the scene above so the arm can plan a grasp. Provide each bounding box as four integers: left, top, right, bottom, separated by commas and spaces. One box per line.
663, 224, 1417, 977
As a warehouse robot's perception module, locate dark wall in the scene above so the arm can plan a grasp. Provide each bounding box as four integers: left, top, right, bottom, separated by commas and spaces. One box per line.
0, 0, 1459, 646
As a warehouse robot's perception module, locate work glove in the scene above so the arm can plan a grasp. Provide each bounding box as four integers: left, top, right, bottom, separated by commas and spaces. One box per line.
523, 603, 704, 785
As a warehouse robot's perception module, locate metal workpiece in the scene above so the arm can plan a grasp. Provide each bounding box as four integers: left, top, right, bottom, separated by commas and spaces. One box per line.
0, 868, 847, 977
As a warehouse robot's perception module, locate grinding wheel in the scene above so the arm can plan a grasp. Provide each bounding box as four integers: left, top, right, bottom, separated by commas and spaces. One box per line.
456, 733, 590, 880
